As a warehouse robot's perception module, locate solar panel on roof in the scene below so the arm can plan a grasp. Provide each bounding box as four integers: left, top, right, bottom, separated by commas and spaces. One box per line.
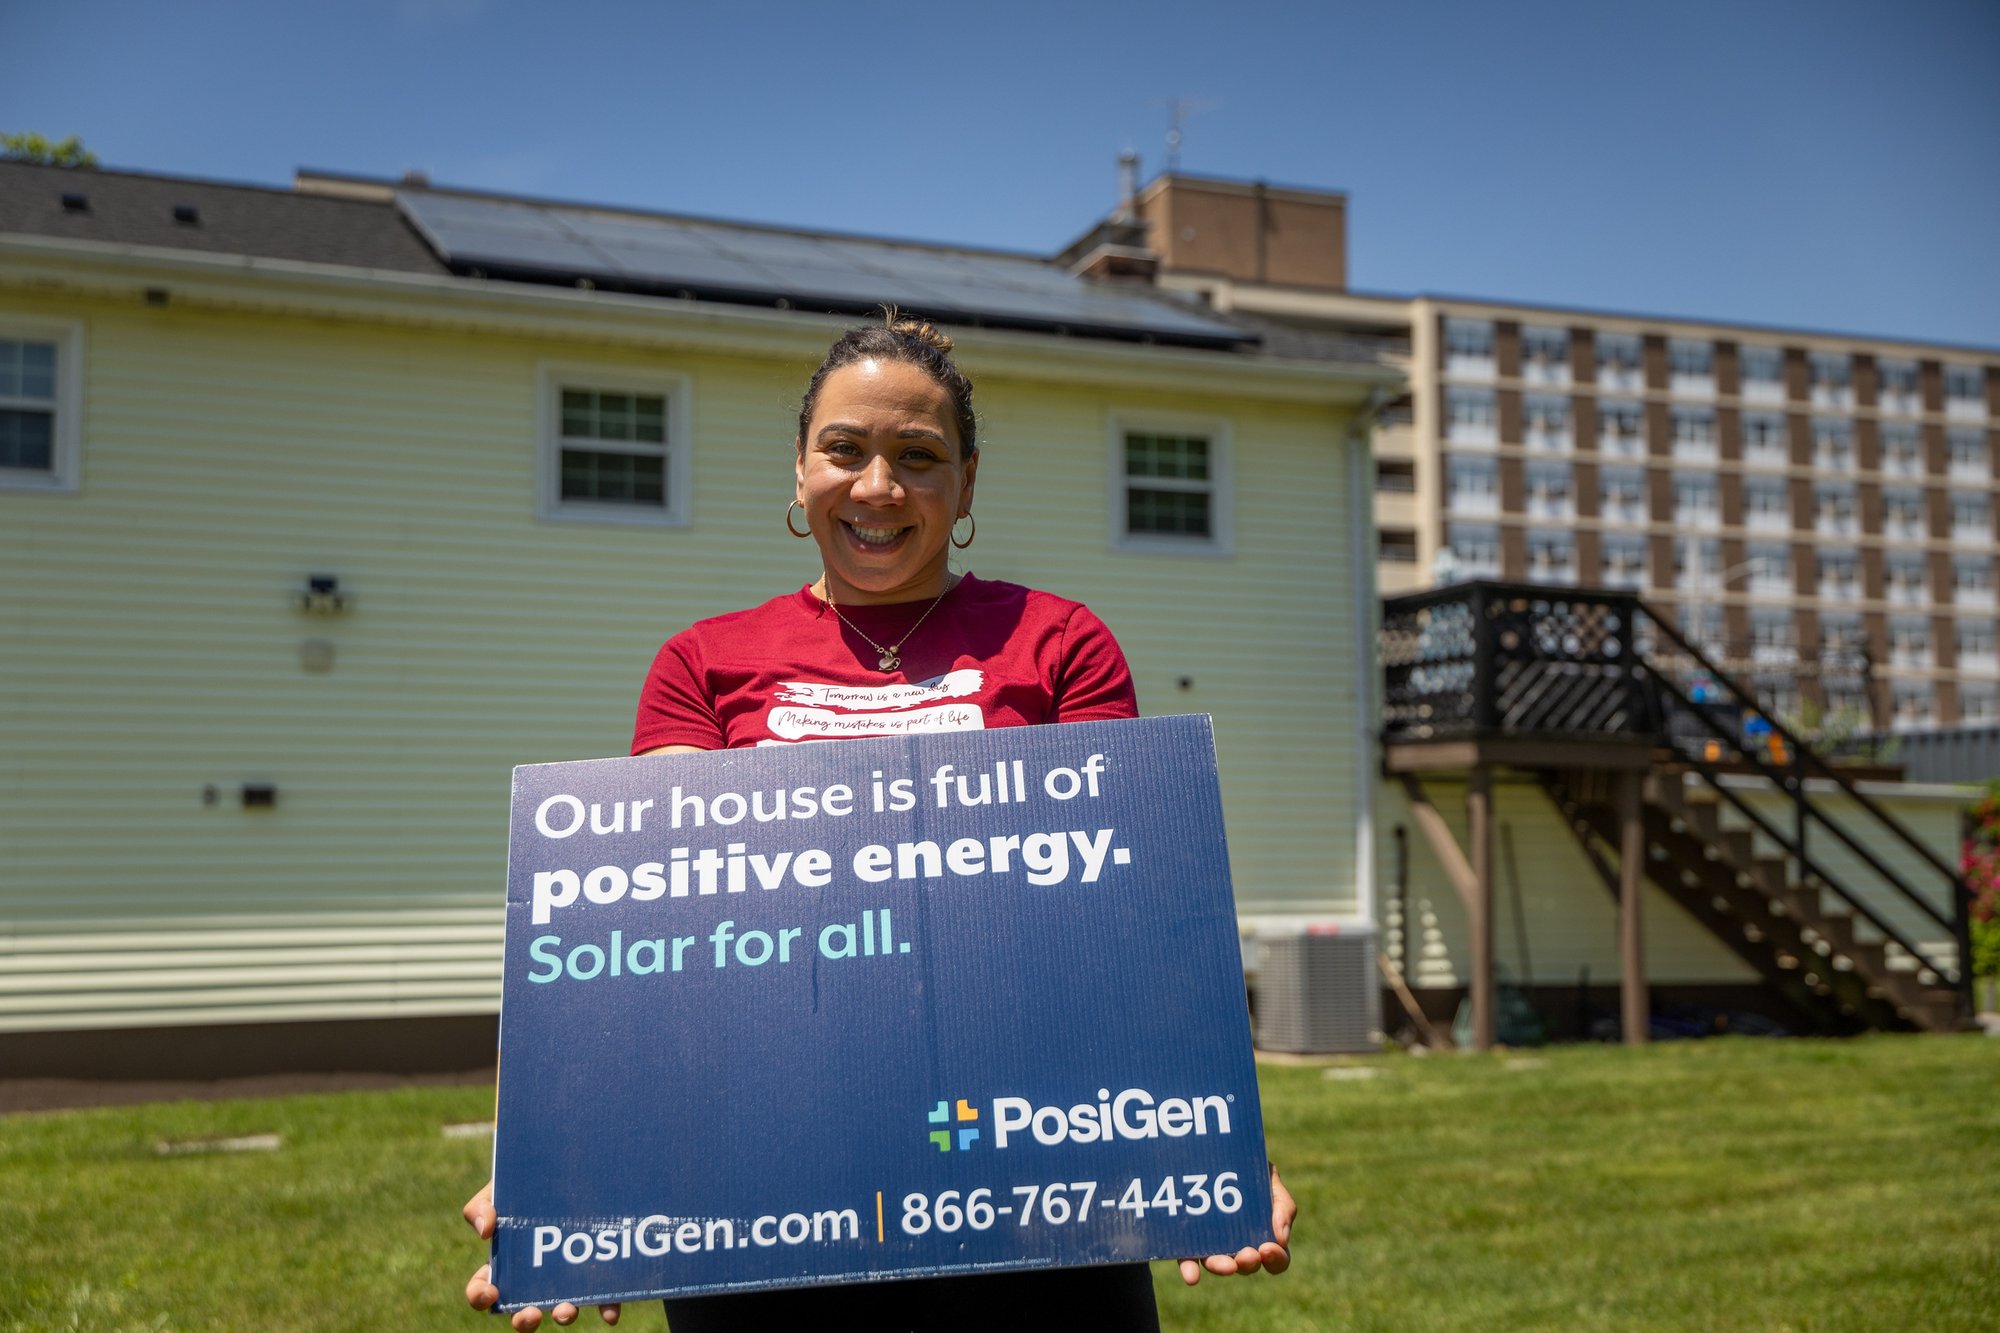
395, 191, 1254, 347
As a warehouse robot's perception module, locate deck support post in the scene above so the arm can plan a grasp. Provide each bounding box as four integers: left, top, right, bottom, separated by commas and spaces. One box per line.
1467, 764, 1496, 1053
1617, 770, 1649, 1045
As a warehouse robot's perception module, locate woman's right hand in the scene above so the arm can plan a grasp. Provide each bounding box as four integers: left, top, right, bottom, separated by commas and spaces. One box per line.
464, 1179, 622, 1330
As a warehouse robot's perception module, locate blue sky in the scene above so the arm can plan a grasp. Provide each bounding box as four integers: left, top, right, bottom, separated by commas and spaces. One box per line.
5, 0, 1997, 346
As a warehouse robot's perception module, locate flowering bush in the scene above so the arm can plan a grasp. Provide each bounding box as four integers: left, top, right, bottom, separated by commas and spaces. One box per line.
1967, 782, 2000, 982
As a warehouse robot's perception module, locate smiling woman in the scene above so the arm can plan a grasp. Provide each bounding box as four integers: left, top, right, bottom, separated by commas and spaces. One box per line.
462, 310, 1295, 1331
792, 322, 978, 619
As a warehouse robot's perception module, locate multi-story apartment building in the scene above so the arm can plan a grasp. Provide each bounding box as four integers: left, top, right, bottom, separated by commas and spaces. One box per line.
1083, 173, 2000, 733
1408, 303, 1999, 732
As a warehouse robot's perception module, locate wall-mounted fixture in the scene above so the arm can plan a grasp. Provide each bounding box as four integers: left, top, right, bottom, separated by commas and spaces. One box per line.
241, 784, 277, 809
61, 192, 89, 214
295, 574, 350, 615
172, 203, 200, 225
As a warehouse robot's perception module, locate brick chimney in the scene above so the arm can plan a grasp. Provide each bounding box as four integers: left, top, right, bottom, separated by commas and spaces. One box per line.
1135, 174, 1347, 291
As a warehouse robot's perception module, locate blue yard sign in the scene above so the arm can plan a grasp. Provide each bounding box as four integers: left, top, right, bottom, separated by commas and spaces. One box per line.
490, 714, 1268, 1310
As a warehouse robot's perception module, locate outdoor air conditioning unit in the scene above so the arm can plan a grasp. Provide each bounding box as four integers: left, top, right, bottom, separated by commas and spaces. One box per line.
1252, 923, 1381, 1055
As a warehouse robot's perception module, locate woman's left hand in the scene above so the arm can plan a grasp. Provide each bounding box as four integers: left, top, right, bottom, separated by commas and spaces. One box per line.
1177, 1162, 1295, 1286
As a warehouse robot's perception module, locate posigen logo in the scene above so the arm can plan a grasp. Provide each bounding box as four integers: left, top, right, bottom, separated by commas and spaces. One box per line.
991, 1087, 1234, 1148
926, 1097, 980, 1152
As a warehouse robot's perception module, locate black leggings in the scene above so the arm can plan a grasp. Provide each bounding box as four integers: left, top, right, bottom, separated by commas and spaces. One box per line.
661, 1263, 1160, 1332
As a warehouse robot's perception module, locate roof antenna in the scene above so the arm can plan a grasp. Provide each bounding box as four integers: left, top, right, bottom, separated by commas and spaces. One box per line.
1114, 150, 1140, 222
1155, 95, 1215, 173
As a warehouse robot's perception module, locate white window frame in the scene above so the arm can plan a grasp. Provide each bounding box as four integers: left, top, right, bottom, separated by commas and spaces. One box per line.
1108, 411, 1233, 556
0, 314, 85, 494
536, 362, 693, 527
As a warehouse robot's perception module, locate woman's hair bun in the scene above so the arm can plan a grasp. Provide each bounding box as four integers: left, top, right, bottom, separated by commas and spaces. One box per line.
887, 311, 953, 354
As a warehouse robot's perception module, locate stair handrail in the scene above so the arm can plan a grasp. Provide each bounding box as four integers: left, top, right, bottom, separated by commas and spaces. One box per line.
1634, 602, 1967, 993
1633, 596, 1965, 889
1648, 673, 1958, 981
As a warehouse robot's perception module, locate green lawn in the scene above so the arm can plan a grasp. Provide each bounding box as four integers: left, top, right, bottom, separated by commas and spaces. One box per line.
4, 1037, 1997, 1331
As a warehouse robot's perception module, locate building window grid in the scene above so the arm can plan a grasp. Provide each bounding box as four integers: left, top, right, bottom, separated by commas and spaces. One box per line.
1818, 550, 1860, 600
1746, 543, 1792, 596
1815, 482, 1858, 535
1524, 393, 1572, 450
1522, 326, 1570, 384
1881, 424, 1922, 477
1674, 537, 1723, 592
1957, 620, 1997, 667
1448, 523, 1501, 575
1600, 537, 1648, 588
1524, 460, 1574, 517
1599, 467, 1646, 521
1673, 473, 1720, 527
1742, 413, 1788, 466
1670, 405, 1717, 461
1892, 683, 1934, 731
1954, 557, 1995, 603
1886, 554, 1928, 604
1596, 333, 1643, 390
1947, 428, 1988, 479
1882, 488, 1926, 540
1668, 338, 1715, 397
1878, 358, 1921, 413
1812, 419, 1855, 472
1951, 492, 1992, 543
1889, 617, 1932, 666
1943, 364, 1987, 407
1445, 319, 1496, 378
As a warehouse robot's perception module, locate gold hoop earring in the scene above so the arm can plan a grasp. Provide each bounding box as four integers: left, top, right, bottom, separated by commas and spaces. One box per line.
951, 513, 976, 550
786, 500, 812, 539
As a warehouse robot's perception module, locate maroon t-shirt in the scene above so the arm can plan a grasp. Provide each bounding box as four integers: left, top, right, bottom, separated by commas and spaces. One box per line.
631, 574, 1137, 753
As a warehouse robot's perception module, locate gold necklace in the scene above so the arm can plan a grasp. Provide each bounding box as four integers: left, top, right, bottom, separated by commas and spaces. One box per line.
818, 575, 955, 672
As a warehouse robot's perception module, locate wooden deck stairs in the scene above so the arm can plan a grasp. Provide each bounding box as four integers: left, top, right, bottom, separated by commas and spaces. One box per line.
1380, 581, 1973, 1048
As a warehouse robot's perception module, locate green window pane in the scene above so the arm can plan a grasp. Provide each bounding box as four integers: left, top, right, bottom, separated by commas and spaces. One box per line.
20, 342, 54, 398
1127, 433, 1211, 481
561, 448, 666, 507
0, 409, 54, 471
1181, 438, 1210, 480
631, 454, 665, 504
1127, 487, 1210, 537
597, 393, 632, 441
634, 395, 666, 444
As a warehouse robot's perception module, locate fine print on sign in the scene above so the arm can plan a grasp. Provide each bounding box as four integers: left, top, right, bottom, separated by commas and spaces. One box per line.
490, 714, 1268, 1310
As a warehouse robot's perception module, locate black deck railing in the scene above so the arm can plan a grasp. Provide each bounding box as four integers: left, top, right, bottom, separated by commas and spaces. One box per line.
1381, 581, 1972, 1005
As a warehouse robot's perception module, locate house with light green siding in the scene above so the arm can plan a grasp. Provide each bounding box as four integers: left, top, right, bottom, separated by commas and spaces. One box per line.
0, 162, 1398, 1074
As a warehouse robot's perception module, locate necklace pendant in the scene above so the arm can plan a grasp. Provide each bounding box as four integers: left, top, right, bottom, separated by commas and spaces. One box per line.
878, 650, 900, 671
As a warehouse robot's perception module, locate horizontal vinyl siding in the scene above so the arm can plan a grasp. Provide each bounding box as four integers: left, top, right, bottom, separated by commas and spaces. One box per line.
0, 295, 1365, 1032
973, 380, 1362, 916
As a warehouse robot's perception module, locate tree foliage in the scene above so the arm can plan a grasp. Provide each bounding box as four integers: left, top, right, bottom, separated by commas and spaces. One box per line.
0, 132, 100, 168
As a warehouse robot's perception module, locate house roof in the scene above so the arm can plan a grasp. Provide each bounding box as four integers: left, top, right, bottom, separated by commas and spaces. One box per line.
393, 186, 1256, 349
0, 160, 448, 275
0, 160, 1405, 371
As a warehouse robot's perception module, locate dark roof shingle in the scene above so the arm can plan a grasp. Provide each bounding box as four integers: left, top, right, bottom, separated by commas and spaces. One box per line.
0, 160, 448, 275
